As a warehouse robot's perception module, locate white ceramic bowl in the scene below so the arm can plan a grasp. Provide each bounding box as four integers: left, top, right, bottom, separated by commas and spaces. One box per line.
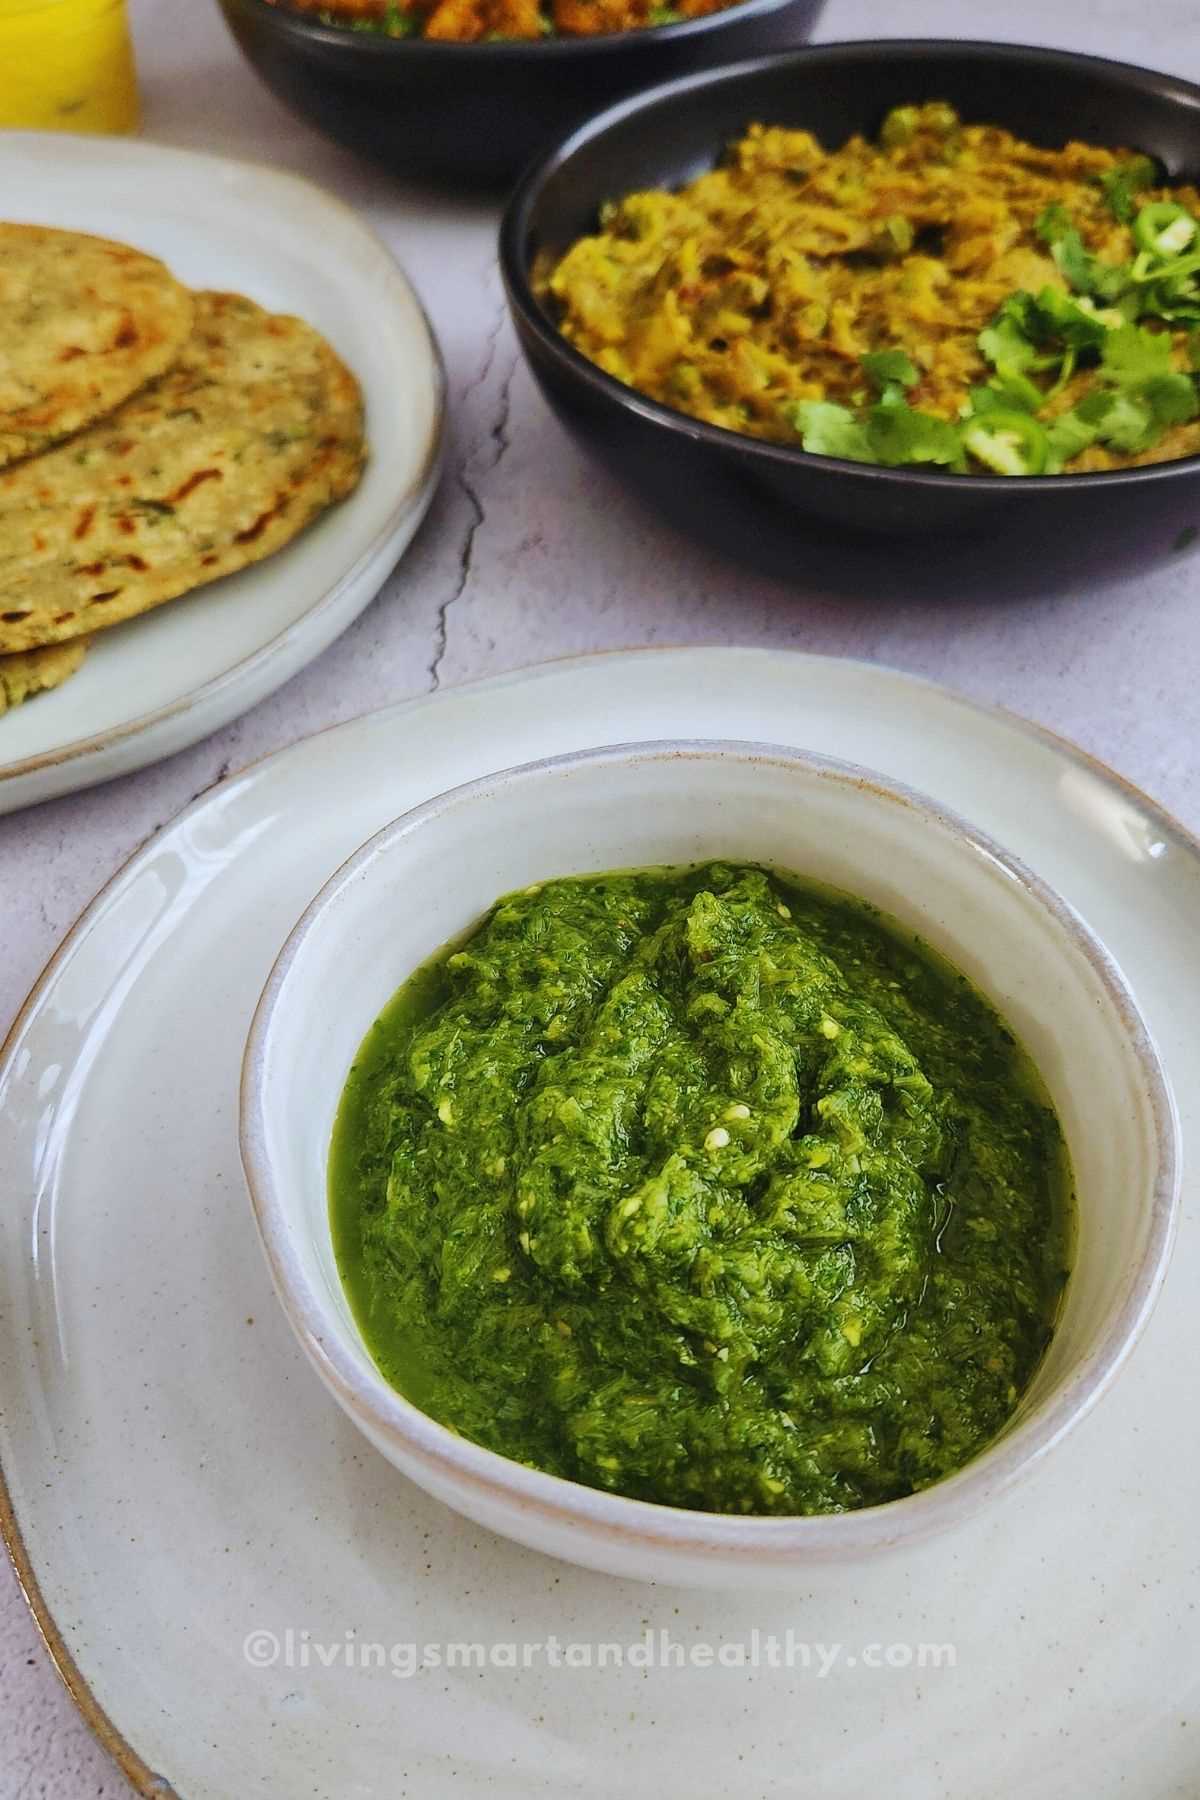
241, 741, 1179, 1587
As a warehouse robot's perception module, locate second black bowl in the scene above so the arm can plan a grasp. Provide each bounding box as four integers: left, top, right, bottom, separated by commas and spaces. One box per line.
216, 0, 824, 185
501, 41, 1200, 577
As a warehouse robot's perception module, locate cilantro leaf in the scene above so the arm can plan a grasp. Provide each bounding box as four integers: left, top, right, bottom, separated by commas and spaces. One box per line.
1137, 265, 1200, 322
791, 392, 965, 470
1058, 241, 1128, 301
1101, 155, 1157, 224
978, 302, 1045, 374
1139, 371, 1200, 428
866, 391, 965, 469
1100, 322, 1174, 384
1037, 203, 1075, 244
861, 349, 919, 391
992, 367, 1044, 411
1097, 325, 1199, 429
791, 401, 874, 463
1035, 204, 1131, 299
1078, 389, 1156, 452
1036, 205, 1094, 283
1032, 286, 1117, 349
978, 315, 1035, 370
1045, 409, 1101, 469
967, 385, 1009, 417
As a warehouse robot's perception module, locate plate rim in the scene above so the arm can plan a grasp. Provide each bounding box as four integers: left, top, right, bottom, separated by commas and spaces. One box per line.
3, 643, 1199, 1798
0, 130, 448, 796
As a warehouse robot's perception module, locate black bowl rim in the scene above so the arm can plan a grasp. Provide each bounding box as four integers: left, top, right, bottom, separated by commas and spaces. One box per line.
221, 0, 815, 59
500, 37, 1200, 495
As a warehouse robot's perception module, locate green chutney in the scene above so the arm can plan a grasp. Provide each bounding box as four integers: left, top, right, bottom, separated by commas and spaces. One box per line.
330, 863, 1072, 1516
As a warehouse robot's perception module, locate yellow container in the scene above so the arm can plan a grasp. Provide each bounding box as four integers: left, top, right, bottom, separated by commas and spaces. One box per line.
0, 0, 139, 133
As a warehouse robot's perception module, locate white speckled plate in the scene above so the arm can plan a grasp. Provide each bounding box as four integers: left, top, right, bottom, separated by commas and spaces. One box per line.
0, 133, 444, 816
1, 649, 1196, 1800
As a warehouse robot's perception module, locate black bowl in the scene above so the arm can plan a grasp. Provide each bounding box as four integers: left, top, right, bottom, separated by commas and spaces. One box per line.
215, 0, 825, 185
501, 40, 1200, 576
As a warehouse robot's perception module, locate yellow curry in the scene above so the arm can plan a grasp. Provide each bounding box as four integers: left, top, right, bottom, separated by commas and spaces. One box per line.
539, 105, 1200, 475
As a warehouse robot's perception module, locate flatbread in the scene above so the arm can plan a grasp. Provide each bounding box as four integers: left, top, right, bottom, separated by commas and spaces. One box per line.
0, 637, 87, 716
0, 291, 367, 654
0, 225, 194, 468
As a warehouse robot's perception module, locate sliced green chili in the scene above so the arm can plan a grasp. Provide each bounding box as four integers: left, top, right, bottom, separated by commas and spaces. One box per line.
962, 410, 1050, 476
1133, 202, 1199, 260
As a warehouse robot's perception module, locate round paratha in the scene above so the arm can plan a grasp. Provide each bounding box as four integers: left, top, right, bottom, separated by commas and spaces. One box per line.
0, 290, 366, 654
0, 224, 194, 468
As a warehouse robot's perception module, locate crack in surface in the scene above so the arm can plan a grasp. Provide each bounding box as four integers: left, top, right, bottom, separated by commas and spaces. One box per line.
428, 301, 519, 692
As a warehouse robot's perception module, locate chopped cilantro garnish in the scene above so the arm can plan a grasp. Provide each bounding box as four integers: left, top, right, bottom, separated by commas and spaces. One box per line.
1035, 204, 1126, 299
791, 358, 963, 470
787, 186, 1200, 476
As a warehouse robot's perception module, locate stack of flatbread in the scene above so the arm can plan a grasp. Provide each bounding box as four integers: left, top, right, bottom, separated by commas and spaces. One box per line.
0, 225, 366, 716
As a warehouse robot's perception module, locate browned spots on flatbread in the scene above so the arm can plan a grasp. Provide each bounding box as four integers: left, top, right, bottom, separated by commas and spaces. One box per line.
73, 505, 96, 541
58, 344, 85, 362
235, 495, 289, 544
168, 467, 222, 504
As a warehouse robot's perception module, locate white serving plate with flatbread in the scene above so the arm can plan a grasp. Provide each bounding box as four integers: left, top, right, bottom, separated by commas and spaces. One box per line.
0, 132, 443, 815
1, 649, 1196, 1799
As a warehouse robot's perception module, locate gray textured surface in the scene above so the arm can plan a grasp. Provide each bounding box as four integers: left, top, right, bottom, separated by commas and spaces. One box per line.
2, 0, 1199, 1791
